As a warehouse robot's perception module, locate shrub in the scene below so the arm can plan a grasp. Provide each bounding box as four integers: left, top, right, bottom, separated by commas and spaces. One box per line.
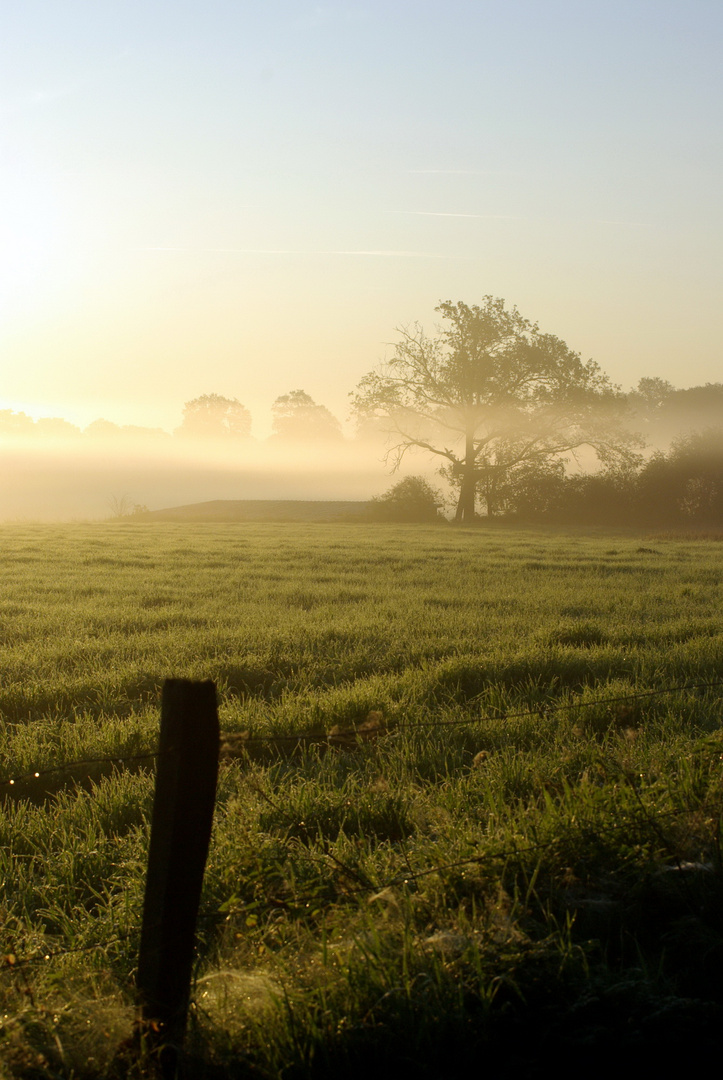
367, 476, 446, 523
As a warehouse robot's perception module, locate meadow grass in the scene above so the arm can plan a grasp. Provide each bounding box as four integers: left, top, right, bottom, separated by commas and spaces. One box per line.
0, 522, 721, 1076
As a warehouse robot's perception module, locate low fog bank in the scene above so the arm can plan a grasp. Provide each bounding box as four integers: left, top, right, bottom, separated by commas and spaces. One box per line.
0, 437, 429, 522
3, 378, 721, 523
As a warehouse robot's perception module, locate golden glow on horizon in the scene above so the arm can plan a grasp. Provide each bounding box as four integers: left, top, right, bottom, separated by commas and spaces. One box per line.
0, 3, 720, 452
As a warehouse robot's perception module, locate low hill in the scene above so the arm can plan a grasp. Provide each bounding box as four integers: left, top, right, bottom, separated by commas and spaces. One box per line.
138, 499, 370, 522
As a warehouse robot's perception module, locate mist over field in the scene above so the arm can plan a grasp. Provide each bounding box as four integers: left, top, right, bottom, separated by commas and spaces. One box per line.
0, 435, 414, 521
2, 374, 723, 522
3, 371, 722, 523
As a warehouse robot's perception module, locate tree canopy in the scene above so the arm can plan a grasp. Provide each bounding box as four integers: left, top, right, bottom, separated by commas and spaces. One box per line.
352, 297, 639, 522
0, 410, 36, 436
175, 394, 252, 439
628, 379, 723, 447
271, 389, 342, 441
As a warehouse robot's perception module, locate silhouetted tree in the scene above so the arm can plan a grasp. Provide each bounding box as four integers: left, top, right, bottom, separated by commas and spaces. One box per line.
638, 427, 723, 524
627, 380, 723, 448
0, 410, 35, 436
479, 457, 567, 518
629, 377, 676, 412
84, 419, 123, 438
0, 411, 82, 438
271, 390, 342, 441
34, 417, 81, 438
352, 297, 639, 522
176, 394, 252, 439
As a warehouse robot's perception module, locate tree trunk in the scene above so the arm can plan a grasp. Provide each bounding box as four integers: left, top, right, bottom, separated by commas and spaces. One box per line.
483, 474, 498, 517
454, 431, 477, 523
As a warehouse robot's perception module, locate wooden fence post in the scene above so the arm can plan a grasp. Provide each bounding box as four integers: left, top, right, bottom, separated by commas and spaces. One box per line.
136, 678, 220, 1066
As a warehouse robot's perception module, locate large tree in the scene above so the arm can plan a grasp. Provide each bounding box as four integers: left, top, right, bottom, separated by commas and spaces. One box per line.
175, 394, 252, 439
352, 297, 639, 522
271, 389, 342, 441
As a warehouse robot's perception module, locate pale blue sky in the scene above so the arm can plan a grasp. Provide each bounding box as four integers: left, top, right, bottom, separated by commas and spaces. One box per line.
1, 0, 721, 434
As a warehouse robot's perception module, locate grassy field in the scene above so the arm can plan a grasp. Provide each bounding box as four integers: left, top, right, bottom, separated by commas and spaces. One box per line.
1, 521, 722, 1077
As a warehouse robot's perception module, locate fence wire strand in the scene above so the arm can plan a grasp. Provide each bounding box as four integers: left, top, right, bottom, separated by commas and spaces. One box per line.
2, 799, 716, 977
2, 679, 720, 974
2, 679, 721, 790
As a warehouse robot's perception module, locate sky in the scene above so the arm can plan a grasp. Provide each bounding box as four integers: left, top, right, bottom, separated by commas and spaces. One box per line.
1, 0, 722, 438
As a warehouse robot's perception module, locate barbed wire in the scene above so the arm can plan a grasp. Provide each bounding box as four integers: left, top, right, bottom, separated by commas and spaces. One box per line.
236, 767, 717, 900
223, 678, 723, 747
2, 797, 717, 978
366, 807, 698, 891
2, 680, 721, 793
2, 679, 720, 1000
2, 933, 135, 977
0, 752, 159, 792
392, 679, 723, 733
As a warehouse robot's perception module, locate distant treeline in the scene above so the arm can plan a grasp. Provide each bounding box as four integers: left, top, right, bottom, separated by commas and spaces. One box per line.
0, 391, 346, 443
4, 379, 723, 528
3, 381, 723, 450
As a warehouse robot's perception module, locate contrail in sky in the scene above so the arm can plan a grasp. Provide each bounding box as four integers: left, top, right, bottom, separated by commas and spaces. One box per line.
390, 212, 652, 227
389, 211, 518, 219
591, 220, 654, 228
135, 247, 450, 257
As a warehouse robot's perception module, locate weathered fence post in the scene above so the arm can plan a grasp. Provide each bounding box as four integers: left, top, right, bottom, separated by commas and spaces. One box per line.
136, 678, 220, 1068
